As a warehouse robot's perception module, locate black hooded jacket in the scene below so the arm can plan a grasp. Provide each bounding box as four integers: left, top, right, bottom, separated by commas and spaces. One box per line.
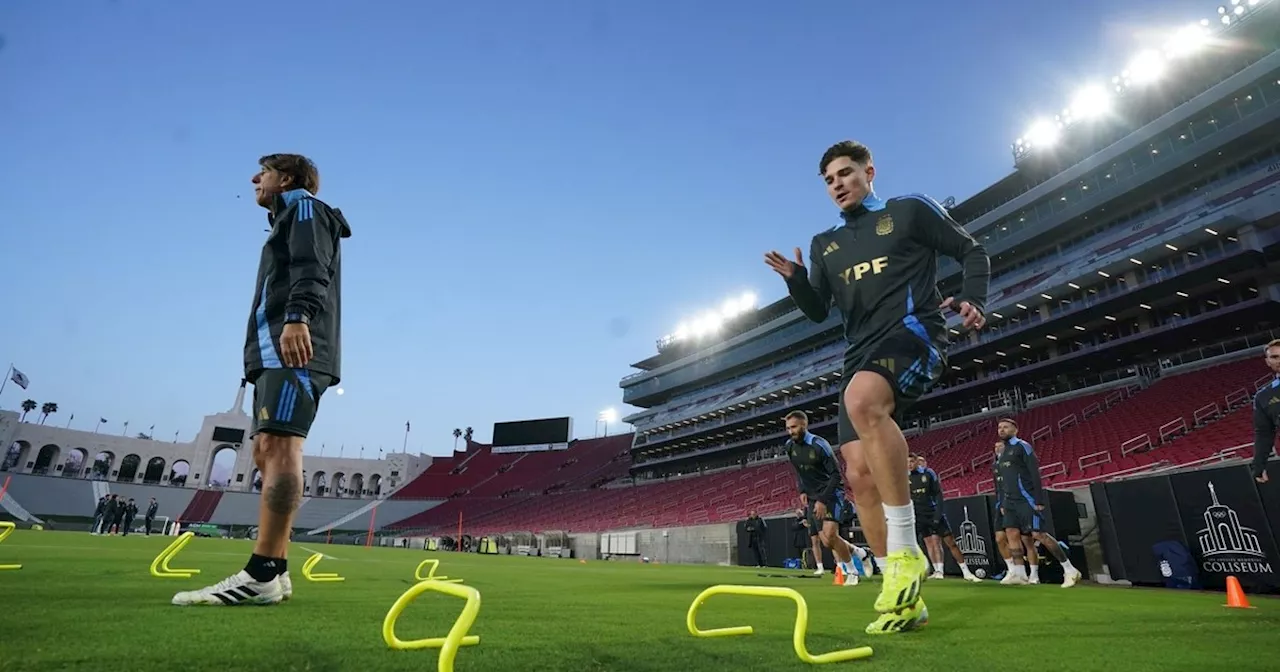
243, 188, 352, 384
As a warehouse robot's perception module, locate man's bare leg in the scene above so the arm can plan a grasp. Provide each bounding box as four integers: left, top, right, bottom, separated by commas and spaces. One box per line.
252, 432, 305, 560
1024, 535, 1041, 583
1003, 528, 1030, 583
843, 373, 917, 557
839, 440, 885, 558
810, 535, 825, 573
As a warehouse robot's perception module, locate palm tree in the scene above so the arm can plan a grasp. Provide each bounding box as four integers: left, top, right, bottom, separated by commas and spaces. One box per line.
464, 426, 474, 442
19, 399, 36, 422
39, 402, 58, 425
452, 428, 462, 450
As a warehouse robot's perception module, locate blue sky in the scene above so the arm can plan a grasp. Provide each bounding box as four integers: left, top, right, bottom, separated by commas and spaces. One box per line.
0, 0, 1215, 457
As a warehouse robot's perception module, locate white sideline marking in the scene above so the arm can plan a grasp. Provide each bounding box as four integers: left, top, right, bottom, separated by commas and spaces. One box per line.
297, 544, 339, 560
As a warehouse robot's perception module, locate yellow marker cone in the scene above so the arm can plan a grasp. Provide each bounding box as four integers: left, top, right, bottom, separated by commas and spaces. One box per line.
149, 531, 200, 578
687, 585, 874, 664
302, 552, 344, 582
414, 558, 464, 583
383, 579, 481, 671
0, 521, 21, 570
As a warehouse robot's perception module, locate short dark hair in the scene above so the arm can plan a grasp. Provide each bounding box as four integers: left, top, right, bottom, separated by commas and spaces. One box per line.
260, 153, 320, 195
819, 141, 873, 175
785, 410, 809, 423
998, 418, 1018, 429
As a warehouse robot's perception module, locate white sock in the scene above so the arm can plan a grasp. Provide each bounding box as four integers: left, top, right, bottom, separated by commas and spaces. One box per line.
1061, 559, 1075, 573
849, 544, 868, 560
884, 504, 919, 554
1013, 562, 1027, 578
933, 562, 944, 573
961, 563, 974, 576
839, 561, 854, 576
1004, 557, 1014, 570
815, 562, 824, 571
1030, 564, 1040, 580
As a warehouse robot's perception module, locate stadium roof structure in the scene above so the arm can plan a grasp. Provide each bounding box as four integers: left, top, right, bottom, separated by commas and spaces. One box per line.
1009, 0, 1279, 176
631, 294, 797, 370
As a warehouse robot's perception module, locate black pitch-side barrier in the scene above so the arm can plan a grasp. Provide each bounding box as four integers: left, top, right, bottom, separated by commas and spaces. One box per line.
1093, 462, 1280, 593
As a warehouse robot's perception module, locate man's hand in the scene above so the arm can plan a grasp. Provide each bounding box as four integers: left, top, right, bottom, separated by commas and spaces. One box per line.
999, 506, 1005, 515
813, 500, 828, 521
765, 248, 805, 280
1036, 504, 1045, 512
799, 493, 808, 507
941, 296, 986, 330
281, 322, 313, 368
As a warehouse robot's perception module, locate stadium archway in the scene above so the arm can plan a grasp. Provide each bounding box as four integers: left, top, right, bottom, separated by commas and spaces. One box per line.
169, 460, 190, 486
3, 441, 31, 472
250, 468, 262, 493
33, 444, 60, 475
143, 456, 167, 484
117, 454, 141, 482
62, 448, 87, 478
91, 451, 116, 479
330, 472, 347, 498
349, 473, 364, 498
311, 471, 327, 496
368, 473, 383, 496
207, 444, 237, 487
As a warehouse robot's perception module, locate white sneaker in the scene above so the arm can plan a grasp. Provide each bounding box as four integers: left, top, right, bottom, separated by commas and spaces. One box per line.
842, 571, 860, 586
1061, 568, 1081, 588
171, 571, 285, 606
1002, 573, 1029, 585
279, 571, 292, 600
813, 567, 825, 576
963, 571, 982, 583
928, 571, 945, 580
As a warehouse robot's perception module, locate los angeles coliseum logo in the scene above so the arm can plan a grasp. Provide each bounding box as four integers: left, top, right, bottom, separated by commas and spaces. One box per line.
955, 506, 990, 570
1196, 482, 1272, 575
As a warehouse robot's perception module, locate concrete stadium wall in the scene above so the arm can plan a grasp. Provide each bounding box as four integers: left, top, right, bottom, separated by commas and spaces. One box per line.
570, 522, 735, 565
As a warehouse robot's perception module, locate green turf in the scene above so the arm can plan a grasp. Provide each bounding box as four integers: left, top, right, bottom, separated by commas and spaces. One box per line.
0, 530, 1276, 671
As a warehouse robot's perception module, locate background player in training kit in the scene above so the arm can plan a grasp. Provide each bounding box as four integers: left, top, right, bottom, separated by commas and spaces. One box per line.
1249, 339, 1280, 483
766, 140, 990, 634
783, 410, 871, 585
174, 154, 352, 607
994, 419, 1081, 588
909, 455, 980, 582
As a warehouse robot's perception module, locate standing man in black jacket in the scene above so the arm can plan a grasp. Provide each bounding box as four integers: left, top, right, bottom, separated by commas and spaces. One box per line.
174, 154, 352, 607
765, 140, 990, 634
144, 497, 159, 536
743, 511, 768, 567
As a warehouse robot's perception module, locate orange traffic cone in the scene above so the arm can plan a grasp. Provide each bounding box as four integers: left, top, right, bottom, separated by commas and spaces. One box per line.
1225, 576, 1254, 609
832, 564, 845, 585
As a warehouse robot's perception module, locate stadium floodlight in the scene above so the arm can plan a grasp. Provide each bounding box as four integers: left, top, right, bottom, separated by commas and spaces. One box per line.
1165, 23, 1211, 58
1069, 85, 1112, 120
1023, 119, 1061, 149
1125, 50, 1165, 86
662, 290, 759, 346
599, 408, 619, 424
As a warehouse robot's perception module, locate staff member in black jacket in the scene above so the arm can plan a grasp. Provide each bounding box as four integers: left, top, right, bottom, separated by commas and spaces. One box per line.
144, 497, 159, 535
743, 511, 767, 567
173, 154, 352, 608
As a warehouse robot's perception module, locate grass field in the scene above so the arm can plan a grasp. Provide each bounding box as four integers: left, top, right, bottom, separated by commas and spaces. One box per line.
0, 530, 1277, 671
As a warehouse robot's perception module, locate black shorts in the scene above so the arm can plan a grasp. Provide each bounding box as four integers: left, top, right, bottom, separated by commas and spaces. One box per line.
250, 368, 333, 439
837, 327, 948, 445
915, 514, 953, 538
1001, 500, 1041, 533
805, 493, 849, 530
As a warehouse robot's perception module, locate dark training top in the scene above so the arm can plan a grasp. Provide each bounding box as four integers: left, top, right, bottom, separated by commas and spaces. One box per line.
786, 193, 990, 361
244, 188, 353, 384
996, 436, 1044, 507
1251, 377, 1280, 477
785, 431, 842, 504
909, 466, 943, 522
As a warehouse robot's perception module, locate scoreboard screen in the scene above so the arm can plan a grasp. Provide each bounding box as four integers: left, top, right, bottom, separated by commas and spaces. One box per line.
492, 416, 572, 448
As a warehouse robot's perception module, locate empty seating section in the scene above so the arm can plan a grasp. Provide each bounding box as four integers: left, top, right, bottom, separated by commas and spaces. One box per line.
377, 356, 1267, 535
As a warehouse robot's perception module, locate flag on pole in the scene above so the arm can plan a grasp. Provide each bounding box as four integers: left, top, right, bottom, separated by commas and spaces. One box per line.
9, 368, 29, 389
99, 418, 108, 424
406, 421, 411, 432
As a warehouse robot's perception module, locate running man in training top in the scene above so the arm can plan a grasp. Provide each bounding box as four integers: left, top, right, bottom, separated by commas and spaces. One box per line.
765, 140, 990, 635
